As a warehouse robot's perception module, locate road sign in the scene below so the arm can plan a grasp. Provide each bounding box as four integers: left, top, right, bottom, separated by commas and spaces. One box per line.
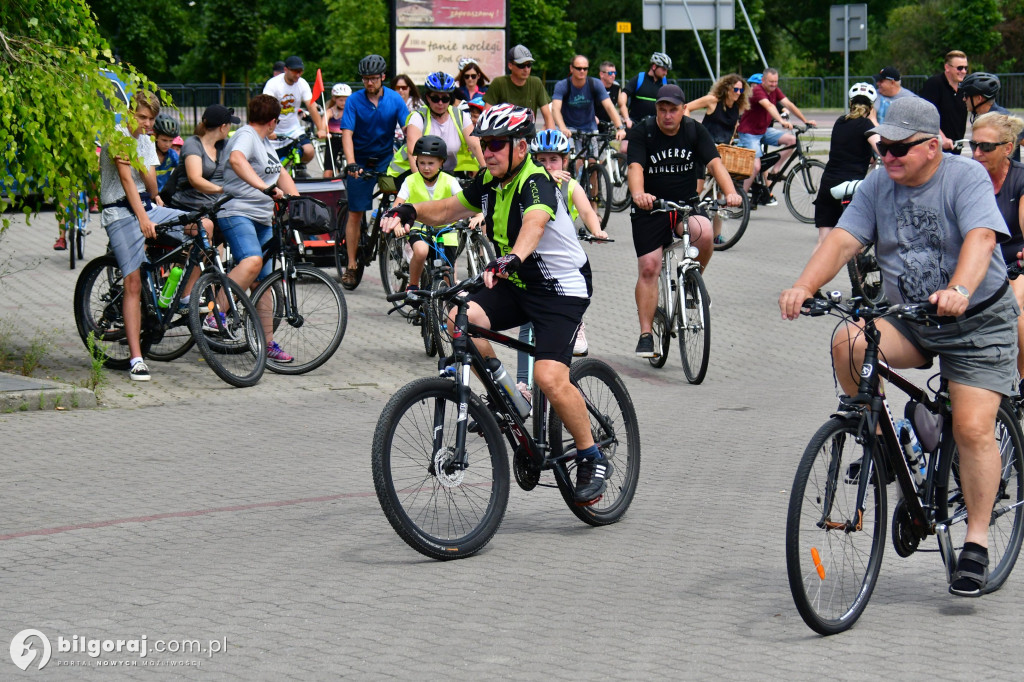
829, 4, 868, 52
617, 22, 632, 33
394, 29, 505, 83
642, 0, 735, 32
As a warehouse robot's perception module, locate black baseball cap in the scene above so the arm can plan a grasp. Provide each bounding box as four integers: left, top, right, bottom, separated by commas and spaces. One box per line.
284, 56, 304, 71
656, 84, 685, 105
202, 104, 241, 127
875, 66, 900, 82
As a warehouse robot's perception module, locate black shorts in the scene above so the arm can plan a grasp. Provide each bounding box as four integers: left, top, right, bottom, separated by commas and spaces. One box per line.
630, 206, 709, 257
468, 279, 589, 366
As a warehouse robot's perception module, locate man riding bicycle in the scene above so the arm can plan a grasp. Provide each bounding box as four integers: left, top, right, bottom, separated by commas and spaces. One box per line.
380, 104, 611, 505
779, 97, 1018, 598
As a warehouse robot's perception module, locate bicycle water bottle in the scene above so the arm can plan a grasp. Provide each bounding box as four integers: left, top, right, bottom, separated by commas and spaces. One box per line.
484, 357, 532, 418
157, 265, 184, 308
896, 418, 926, 486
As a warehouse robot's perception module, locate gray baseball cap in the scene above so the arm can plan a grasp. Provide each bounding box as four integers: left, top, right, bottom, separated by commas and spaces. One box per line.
869, 97, 940, 141
507, 45, 534, 65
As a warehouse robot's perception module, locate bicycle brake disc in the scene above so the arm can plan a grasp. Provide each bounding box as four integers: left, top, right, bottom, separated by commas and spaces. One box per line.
434, 447, 465, 488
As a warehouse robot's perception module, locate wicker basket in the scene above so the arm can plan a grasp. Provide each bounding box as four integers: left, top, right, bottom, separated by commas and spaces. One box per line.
716, 144, 755, 178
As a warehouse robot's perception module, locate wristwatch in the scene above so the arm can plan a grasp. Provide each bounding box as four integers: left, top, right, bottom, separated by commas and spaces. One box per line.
948, 284, 970, 300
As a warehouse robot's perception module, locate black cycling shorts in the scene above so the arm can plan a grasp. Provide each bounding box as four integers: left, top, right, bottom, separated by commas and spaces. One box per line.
630, 206, 710, 257
468, 279, 588, 366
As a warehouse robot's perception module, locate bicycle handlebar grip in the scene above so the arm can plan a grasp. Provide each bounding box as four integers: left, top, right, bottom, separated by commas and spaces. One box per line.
386, 291, 407, 303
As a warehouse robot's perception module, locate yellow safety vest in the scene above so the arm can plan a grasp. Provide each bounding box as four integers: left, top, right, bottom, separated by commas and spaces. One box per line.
389, 105, 479, 176
404, 172, 461, 247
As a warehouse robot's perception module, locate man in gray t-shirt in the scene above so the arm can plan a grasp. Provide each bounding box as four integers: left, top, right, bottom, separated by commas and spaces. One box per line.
780, 97, 1019, 598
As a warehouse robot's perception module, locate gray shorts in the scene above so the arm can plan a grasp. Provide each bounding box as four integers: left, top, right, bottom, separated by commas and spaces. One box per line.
104, 206, 186, 276
886, 286, 1020, 396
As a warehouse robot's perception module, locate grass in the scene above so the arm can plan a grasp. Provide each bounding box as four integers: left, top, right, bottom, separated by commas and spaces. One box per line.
82, 331, 109, 397
0, 319, 55, 377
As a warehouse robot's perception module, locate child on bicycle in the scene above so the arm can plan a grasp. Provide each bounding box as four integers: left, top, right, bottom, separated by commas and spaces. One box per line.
386, 136, 464, 290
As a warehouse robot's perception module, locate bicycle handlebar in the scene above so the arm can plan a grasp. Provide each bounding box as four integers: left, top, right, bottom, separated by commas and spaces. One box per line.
649, 197, 724, 214
154, 194, 231, 233
387, 273, 487, 308
800, 295, 939, 325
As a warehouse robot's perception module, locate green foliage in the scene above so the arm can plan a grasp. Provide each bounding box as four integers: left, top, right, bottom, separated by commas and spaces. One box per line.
1, 0, 156, 227
205, 0, 261, 85
509, 0, 576, 81
87, 0, 198, 82
322, 0, 389, 81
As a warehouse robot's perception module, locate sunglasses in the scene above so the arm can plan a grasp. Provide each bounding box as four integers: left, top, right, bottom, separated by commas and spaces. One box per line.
603, 71, 616, 76
954, 65, 968, 71
395, 84, 409, 91
513, 63, 533, 69
428, 94, 451, 104
970, 140, 1008, 153
464, 73, 479, 79
482, 138, 511, 152
877, 136, 934, 158
733, 87, 744, 93
571, 65, 589, 72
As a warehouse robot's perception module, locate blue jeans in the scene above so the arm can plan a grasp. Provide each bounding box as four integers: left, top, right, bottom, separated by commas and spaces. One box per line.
218, 215, 273, 281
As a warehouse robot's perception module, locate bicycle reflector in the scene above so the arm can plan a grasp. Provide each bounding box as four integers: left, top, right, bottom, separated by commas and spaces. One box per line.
811, 547, 826, 580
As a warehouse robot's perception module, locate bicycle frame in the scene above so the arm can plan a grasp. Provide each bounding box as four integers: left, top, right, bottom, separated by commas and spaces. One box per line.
659, 235, 700, 338
757, 127, 812, 191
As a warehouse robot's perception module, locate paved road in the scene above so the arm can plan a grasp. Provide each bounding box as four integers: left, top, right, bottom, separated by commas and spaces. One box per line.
0, 196, 1019, 679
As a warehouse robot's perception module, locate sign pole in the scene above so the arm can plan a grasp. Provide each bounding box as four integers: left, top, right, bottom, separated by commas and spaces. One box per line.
617, 22, 631, 88
715, 0, 720, 79
843, 4, 850, 114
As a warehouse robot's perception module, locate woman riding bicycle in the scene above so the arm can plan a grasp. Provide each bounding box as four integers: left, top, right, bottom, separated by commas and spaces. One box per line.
164, 104, 238, 210
322, 83, 351, 179
210, 93, 300, 363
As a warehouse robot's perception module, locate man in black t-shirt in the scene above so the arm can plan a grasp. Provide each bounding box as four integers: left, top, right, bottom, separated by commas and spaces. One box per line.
621, 52, 672, 128
626, 85, 741, 358
920, 50, 969, 153
596, 61, 629, 126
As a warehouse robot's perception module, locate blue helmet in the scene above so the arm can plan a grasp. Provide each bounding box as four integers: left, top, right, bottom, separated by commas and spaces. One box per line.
424, 71, 456, 93
530, 129, 570, 154
747, 73, 763, 85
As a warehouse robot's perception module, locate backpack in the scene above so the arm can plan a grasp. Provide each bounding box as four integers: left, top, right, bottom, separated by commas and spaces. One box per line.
635, 70, 668, 92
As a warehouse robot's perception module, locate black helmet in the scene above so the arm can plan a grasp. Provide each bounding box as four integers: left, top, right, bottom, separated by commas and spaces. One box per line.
960, 72, 1000, 100
358, 54, 387, 77
413, 135, 448, 160
153, 114, 179, 137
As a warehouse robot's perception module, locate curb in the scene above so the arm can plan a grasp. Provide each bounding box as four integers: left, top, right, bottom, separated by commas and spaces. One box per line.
0, 372, 98, 413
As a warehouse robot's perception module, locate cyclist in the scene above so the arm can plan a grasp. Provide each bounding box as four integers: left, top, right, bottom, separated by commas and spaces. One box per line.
152, 114, 180, 192
262, 55, 327, 173
959, 72, 1022, 162
380, 104, 611, 505
812, 83, 880, 248
454, 58, 488, 105
483, 45, 555, 131
98, 90, 211, 381
621, 52, 672, 131
779, 97, 1017, 598
164, 104, 237, 211
735, 67, 816, 201
550, 54, 626, 148
385, 135, 464, 292
388, 71, 483, 182
339, 54, 409, 289
322, 83, 351, 179
595, 61, 629, 128
627, 85, 741, 358
873, 66, 915, 124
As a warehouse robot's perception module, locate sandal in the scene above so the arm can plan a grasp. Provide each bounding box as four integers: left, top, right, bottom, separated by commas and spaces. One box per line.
949, 546, 989, 597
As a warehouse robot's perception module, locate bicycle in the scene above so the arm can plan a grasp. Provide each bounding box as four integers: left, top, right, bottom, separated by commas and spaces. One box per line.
646, 198, 717, 384
567, 129, 613, 228
786, 294, 1024, 635
246, 192, 348, 375
832, 179, 887, 306
745, 124, 824, 224
62, 190, 91, 269
372, 274, 641, 560
334, 164, 399, 293
701, 171, 750, 252
594, 121, 630, 213
73, 195, 268, 387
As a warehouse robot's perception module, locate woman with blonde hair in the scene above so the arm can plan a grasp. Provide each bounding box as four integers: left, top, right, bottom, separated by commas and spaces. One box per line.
972, 112, 1024, 384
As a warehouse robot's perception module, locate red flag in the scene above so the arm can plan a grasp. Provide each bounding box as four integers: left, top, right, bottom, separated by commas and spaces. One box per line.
311, 68, 324, 102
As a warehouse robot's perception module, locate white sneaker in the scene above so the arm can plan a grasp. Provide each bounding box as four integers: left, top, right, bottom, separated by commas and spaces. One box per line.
573, 322, 589, 357
129, 360, 151, 382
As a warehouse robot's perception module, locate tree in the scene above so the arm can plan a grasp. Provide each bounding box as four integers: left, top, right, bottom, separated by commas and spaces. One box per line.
1, 0, 155, 228
204, 0, 261, 87
509, 0, 576, 81
322, 0, 388, 81
87, 0, 197, 82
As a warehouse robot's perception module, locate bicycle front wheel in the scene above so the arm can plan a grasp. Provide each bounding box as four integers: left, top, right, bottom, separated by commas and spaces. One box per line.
610, 151, 630, 212
463, 228, 496, 279
846, 244, 887, 306
584, 162, 612, 228
372, 377, 511, 560
679, 269, 711, 384
711, 185, 750, 251
250, 265, 347, 375
188, 271, 267, 387
649, 306, 670, 368
379, 232, 409, 300
787, 417, 887, 635
550, 358, 641, 525
427, 277, 453, 361
936, 399, 1024, 593
784, 159, 825, 224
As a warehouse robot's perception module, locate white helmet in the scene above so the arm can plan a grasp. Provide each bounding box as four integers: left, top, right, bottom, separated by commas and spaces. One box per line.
848, 82, 877, 104
332, 83, 352, 98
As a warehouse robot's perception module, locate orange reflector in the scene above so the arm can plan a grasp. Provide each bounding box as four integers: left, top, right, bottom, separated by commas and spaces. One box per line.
811, 547, 826, 580
207, 301, 215, 312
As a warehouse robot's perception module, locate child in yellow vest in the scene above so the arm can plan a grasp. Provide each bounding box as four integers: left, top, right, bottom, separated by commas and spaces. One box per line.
389, 136, 465, 290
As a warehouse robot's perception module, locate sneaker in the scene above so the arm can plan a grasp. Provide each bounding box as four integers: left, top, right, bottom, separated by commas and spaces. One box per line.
267, 341, 294, 362
573, 322, 589, 357
516, 382, 532, 405
129, 360, 151, 382
53, 236, 67, 250
177, 299, 191, 316
763, 195, 778, 207
635, 332, 656, 358
713, 235, 726, 245
203, 311, 227, 332
574, 455, 613, 505
341, 267, 360, 290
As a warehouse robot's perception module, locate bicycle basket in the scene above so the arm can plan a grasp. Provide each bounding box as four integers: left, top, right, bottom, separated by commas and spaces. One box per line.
286, 196, 331, 235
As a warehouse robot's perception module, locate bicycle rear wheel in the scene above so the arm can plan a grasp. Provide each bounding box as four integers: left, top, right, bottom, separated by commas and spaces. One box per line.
784, 159, 825, 224
427, 277, 453, 361
787, 417, 887, 635
936, 399, 1024, 593
610, 151, 630, 212
372, 377, 510, 560
188, 271, 266, 387
73, 254, 147, 369
549, 358, 641, 525
679, 269, 711, 384
146, 311, 195, 362
847, 244, 887, 306
250, 265, 347, 375
649, 306, 670, 368
584, 163, 612, 228
710, 184, 750, 251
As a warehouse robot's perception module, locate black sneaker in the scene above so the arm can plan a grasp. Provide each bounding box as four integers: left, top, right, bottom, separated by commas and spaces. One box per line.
635, 333, 656, 358
129, 360, 151, 382
574, 456, 613, 505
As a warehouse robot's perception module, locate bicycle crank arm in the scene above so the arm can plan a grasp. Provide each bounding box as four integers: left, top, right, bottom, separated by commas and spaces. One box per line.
936, 523, 957, 584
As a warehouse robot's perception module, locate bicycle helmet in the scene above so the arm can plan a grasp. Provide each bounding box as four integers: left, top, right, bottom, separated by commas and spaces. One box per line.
457, 57, 478, 72
650, 52, 672, 70
960, 72, 1000, 100
424, 71, 457, 94
529, 129, 569, 155
466, 95, 486, 111
331, 83, 352, 98
358, 54, 387, 77
848, 82, 877, 104
747, 73, 763, 85
413, 135, 448, 160
472, 104, 535, 139
152, 114, 179, 137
